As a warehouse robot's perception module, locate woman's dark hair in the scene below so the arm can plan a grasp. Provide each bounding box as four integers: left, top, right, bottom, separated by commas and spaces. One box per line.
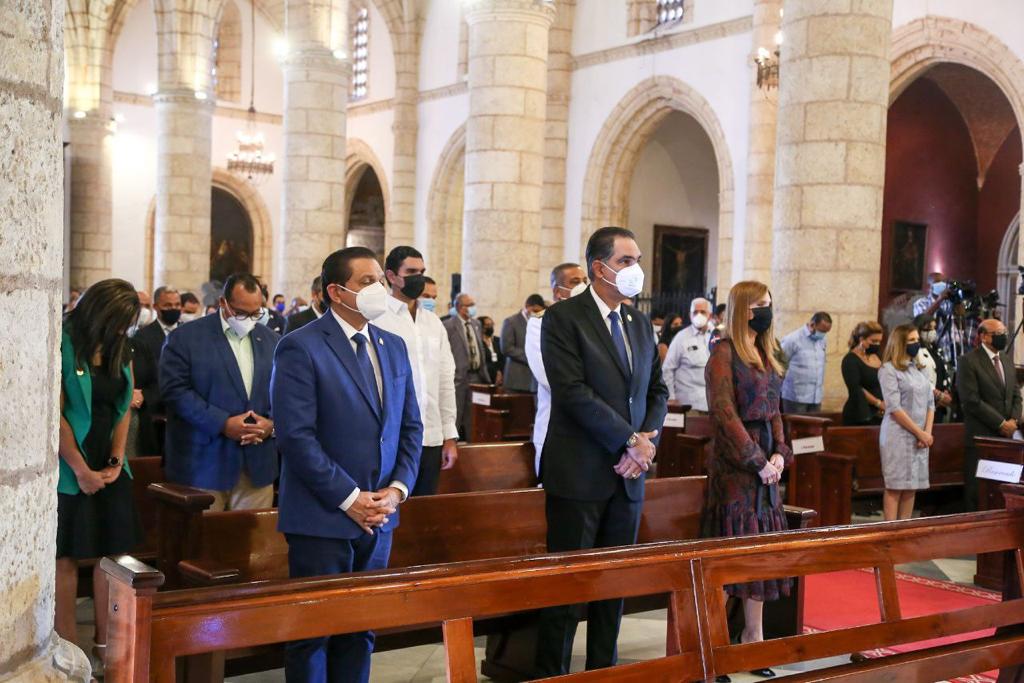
659, 313, 684, 347
64, 278, 140, 376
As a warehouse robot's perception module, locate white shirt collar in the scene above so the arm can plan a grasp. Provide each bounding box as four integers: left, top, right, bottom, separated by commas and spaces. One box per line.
386, 294, 415, 318
331, 307, 368, 341
589, 285, 621, 320
219, 311, 231, 335
158, 319, 178, 335
983, 343, 999, 361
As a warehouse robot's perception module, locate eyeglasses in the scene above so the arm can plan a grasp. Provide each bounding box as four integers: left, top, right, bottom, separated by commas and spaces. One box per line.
225, 303, 265, 321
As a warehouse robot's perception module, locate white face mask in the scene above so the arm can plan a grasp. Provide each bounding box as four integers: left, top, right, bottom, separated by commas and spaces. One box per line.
921, 330, 938, 345
226, 315, 257, 338
179, 312, 198, 324
569, 282, 588, 298
341, 281, 388, 320
137, 307, 155, 327
601, 261, 645, 298
691, 313, 710, 329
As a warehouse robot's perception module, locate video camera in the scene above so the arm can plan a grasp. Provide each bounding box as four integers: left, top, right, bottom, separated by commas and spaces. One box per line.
945, 279, 1000, 318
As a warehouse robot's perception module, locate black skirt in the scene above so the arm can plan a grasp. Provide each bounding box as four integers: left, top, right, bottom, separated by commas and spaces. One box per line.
56, 470, 141, 559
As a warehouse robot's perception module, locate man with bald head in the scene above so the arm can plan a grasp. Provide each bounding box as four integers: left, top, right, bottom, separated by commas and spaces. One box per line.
957, 318, 1022, 509
443, 292, 491, 438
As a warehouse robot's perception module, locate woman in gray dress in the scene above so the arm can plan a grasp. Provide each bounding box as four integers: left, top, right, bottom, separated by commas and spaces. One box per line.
878, 324, 935, 521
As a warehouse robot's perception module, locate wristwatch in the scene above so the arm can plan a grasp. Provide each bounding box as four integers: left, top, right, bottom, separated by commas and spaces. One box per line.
626, 433, 640, 449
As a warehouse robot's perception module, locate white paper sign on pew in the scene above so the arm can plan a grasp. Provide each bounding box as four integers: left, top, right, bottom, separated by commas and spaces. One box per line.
791, 435, 825, 455
976, 459, 1024, 483
663, 413, 686, 429
471, 392, 492, 406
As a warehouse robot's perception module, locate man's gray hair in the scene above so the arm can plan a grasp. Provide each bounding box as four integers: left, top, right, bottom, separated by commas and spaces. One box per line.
690, 297, 711, 315
455, 292, 473, 307
153, 286, 179, 303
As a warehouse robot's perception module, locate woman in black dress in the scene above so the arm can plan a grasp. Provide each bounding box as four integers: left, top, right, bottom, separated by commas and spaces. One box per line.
56, 279, 141, 672
657, 313, 685, 362
841, 321, 885, 425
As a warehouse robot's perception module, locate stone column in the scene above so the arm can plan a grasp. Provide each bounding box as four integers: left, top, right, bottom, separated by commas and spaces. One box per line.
278, 0, 350, 300
771, 0, 893, 407
462, 0, 555, 317
66, 113, 114, 287
742, 0, 782, 283
538, 0, 575, 288
1, 1, 90, 680
386, 17, 420, 254
152, 0, 219, 291
153, 91, 213, 291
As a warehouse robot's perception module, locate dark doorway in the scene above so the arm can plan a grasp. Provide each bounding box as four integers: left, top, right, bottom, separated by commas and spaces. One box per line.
209, 186, 253, 284
347, 166, 386, 261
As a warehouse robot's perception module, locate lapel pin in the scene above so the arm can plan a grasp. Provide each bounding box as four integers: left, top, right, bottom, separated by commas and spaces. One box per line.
378, 338, 384, 345
76, 368, 84, 376
627, 314, 633, 322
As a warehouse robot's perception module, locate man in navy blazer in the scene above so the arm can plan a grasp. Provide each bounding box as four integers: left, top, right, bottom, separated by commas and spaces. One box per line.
271, 246, 423, 683
160, 273, 280, 510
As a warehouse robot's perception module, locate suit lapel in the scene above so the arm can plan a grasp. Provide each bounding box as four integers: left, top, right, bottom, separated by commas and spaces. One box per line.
579, 289, 630, 380
622, 306, 644, 396
211, 317, 250, 401
322, 319, 382, 422
369, 325, 390, 424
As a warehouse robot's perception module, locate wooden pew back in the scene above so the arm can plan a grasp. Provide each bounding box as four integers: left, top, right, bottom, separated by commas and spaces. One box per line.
468, 384, 536, 442
129, 456, 165, 557
435, 441, 536, 494
169, 476, 709, 585
104, 508, 1024, 683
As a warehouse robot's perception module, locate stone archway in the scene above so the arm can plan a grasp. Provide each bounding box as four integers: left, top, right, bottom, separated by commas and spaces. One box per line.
890, 16, 1024, 357
426, 124, 466, 308
580, 75, 736, 295
345, 138, 391, 230
144, 168, 274, 290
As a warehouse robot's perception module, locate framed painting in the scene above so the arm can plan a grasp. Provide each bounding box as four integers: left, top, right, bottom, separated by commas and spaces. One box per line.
890, 220, 927, 293
653, 225, 708, 294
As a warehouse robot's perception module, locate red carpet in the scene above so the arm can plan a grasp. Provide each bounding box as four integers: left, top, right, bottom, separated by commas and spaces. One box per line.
803, 568, 1002, 682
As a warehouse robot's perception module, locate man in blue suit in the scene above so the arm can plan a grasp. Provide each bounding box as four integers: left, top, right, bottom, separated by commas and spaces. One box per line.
271, 246, 423, 683
160, 273, 280, 510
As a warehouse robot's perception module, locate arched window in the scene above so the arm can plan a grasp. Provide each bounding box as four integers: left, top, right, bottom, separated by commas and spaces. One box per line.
214, 0, 242, 103
627, 0, 691, 37
350, 3, 369, 101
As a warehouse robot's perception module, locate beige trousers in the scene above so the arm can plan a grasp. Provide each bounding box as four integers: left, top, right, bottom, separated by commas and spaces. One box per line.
201, 469, 275, 511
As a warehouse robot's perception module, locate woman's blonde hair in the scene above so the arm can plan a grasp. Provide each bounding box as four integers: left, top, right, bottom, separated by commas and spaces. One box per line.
848, 320, 883, 350
723, 280, 783, 375
882, 323, 921, 371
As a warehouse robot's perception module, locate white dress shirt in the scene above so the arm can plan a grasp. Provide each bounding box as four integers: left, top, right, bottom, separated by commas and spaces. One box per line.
662, 325, 712, 411
589, 286, 632, 368
330, 309, 408, 510
375, 295, 459, 447
525, 316, 547, 474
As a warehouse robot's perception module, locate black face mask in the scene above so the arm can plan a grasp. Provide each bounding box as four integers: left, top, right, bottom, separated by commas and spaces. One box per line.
399, 274, 426, 300
866, 344, 881, 356
906, 342, 921, 359
483, 326, 495, 337
159, 309, 182, 326
991, 333, 1008, 352
748, 306, 773, 334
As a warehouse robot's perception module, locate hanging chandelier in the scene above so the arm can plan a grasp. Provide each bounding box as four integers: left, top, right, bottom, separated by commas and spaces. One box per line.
754, 9, 784, 92
228, 5, 274, 183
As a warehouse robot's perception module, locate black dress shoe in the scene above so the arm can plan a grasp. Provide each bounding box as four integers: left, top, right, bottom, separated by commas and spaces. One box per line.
750, 668, 777, 678
715, 676, 731, 682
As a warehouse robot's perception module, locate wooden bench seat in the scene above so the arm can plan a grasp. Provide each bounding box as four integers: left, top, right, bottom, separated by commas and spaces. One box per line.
468, 384, 536, 442
104, 505, 1024, 683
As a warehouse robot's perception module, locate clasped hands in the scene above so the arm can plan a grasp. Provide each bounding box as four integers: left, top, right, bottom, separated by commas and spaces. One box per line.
75, 461, 123, 495
613, 430, 659, 480
223, 410, 273, 446
345, 487, 403, 535
1000, 419, 1019, 439
758, 454, 786, 485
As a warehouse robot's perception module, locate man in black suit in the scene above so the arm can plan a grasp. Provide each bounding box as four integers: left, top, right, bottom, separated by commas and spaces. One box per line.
284, 276, 325, 334
131, 285, 183, 454
535, 226, 668, 675
957, 318, 1022, 510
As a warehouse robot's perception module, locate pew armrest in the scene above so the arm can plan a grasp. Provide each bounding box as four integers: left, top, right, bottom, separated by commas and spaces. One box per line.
147, 482, 216, 512
178, 559, 242, 586
100, 555, 165, 590
783, 505, 818, 529
784, 415, 833, 430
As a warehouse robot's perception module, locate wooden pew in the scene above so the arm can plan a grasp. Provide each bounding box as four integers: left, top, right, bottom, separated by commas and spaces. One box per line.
468, 383, 536, 442
783, 415, 855, 526
104, 507, 1024, 683
436, 441, 537, 494
824, 422, 966, 496
653, 401, 691, 476
973, 437, 1024, 590
146, 477, 814, 680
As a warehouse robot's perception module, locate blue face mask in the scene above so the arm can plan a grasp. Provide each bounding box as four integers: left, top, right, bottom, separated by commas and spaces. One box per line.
467, 305, 478, 318
809, 332, 823, 341
418, 297, 436, 313
931, 281, 947, 296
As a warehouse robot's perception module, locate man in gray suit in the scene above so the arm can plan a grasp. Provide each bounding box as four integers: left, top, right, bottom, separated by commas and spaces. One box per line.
957, 318, 1022, 510
501, 294, 546, 393
443, 292, 492, 438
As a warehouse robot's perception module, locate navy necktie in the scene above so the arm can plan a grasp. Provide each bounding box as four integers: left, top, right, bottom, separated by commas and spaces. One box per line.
352, 333, 381, 411
608, 311, 631, 376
